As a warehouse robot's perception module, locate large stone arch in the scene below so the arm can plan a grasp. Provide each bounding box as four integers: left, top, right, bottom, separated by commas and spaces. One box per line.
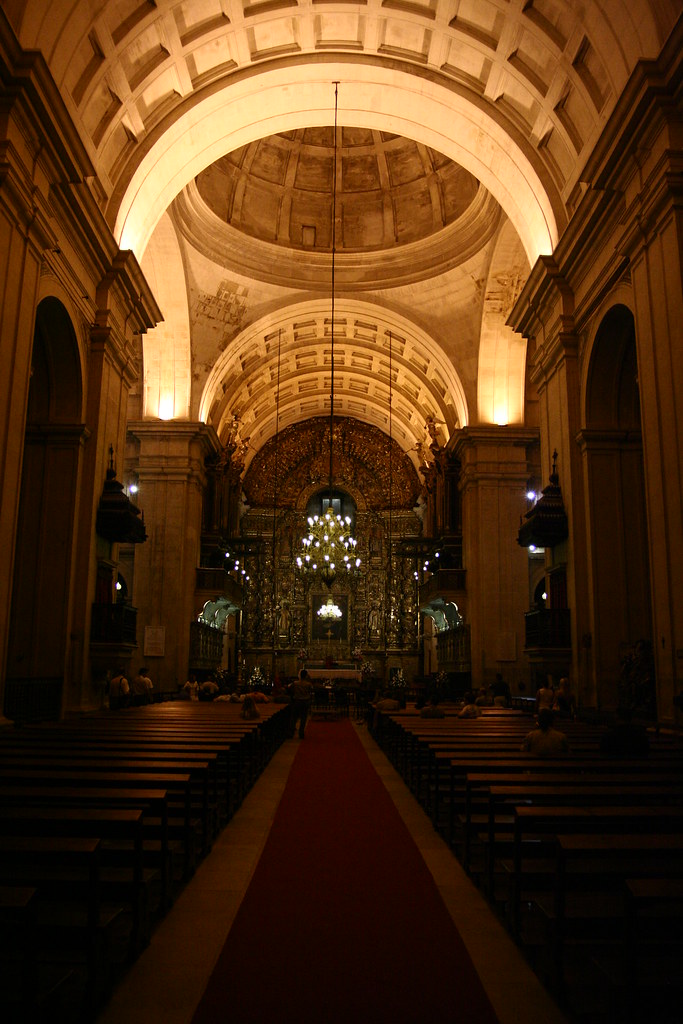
5, 296, 87, 721
114, 63, 559, 266
579, 299, 652, 713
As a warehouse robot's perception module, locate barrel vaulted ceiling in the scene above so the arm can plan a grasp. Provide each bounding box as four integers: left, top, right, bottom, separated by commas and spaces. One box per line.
6, 0, 678, 471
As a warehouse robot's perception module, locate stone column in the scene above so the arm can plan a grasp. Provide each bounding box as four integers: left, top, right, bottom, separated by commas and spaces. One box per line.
510, 260, 594, 706
455, 428, 538, 693
622, 150, 683, 722
126, 422, 218, 693
0, 89, 56, 721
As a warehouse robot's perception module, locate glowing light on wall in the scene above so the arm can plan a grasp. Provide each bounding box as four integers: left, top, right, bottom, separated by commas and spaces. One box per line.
158, 396, 174, 420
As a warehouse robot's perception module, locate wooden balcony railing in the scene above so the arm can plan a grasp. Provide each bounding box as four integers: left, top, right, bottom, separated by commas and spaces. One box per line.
189, 620, 224, 669
436, 624, 471, 672
524, 608, 571, 649
419, 568, 467, 604
90, 603, 138, 645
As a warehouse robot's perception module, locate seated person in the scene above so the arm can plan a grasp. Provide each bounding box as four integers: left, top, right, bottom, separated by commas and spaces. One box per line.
458, 692, 481, 718
108, 668, 130, 710
491, 672, 511, 708
521, 708, 570, 757
600, 707, 650, 756
420, 696, 445, 718
474, 687, 489, 707
131, 666, 153, 705
200, 678, 220, 699
247, 690, 270, 703
241, 695, 261, 720
535, 681, 555, 710
374, 690, 401, 712
552, 677, 575, 717
181, 678, 199, 701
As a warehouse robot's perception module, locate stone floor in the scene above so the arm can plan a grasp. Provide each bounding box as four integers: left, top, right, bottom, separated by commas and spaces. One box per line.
96, 723, 569, 1024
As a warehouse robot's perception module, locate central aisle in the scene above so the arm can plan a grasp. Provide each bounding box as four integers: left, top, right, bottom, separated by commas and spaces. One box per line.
191, 719, 499, 1024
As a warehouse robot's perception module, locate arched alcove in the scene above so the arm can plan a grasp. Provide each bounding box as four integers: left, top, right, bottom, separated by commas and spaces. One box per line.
579, 304, 653, 713
5, 298, 86, 721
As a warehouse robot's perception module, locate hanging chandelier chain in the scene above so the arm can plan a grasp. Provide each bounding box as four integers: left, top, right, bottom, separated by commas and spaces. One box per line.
295, 83, 361, 589
271, 326, 282, 658
389, 329, 393, 557
329, 80, 339, 500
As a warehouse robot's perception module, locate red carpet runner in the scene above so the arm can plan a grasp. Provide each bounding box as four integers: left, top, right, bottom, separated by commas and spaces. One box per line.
192, 719, 499, 1024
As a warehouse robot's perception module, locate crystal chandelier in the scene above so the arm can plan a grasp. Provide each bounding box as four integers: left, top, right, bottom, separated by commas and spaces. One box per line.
296, 82, 361, 588
317, 595, 343, 620
297, 509, 360, 585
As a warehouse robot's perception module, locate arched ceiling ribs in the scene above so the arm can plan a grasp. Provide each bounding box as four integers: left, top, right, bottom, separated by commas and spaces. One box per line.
199, 298, 467, 472
114, 63, 560, 266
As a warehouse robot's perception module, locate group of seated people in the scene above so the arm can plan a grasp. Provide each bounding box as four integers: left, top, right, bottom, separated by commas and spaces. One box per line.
535, 675, 575, 716
108, 666, 153, 709
371, 675, 652, 760
179, 678, 271, 720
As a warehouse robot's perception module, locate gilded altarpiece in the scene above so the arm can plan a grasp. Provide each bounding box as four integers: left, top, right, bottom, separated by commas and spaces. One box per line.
233, 418, 423, 677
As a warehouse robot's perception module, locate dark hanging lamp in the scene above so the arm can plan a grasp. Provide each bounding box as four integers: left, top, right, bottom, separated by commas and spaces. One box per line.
517, 450, 568, 550
96, 446, 147, 544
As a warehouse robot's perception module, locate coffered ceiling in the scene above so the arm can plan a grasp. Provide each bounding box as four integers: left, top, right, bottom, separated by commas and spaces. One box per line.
4, 0, 677, 469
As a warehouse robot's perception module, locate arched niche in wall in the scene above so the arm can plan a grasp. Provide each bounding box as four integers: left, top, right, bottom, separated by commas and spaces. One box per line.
5, 297, 87, 721
578, 303, 653, 713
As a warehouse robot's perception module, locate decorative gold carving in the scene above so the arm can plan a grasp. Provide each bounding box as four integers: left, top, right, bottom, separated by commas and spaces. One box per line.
243, 416, 420, 509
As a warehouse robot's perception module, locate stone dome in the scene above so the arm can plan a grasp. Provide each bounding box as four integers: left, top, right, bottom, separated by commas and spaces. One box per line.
195, 128, 480, 254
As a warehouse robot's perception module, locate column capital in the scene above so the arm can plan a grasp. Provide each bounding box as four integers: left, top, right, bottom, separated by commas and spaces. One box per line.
126, 420, 221, 488
453, 426, 539, 489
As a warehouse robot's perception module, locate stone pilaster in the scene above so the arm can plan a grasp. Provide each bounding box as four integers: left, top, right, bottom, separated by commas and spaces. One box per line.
126, 422, 219, 693
454, 427, 538, 693
510, 260, 595, 705
622, 162, 683, 722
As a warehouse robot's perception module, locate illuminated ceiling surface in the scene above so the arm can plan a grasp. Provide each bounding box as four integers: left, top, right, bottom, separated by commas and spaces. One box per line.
6, 0, 676, 466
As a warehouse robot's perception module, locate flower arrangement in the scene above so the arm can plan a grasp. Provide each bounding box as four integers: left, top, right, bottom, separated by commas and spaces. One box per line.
352, 646, 363, 662
360, 660, 376, 680
249, 666, 265, 688
297, 647, 308, 661
392, 668, 407, 688
436, 670, 449, 690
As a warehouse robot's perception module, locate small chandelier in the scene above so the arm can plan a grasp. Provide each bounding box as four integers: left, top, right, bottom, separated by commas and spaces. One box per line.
297, 510, 360, 585
296, 82, 362, 588
317, 595, 343, 620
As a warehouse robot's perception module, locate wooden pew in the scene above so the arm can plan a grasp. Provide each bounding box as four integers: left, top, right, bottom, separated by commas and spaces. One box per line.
549, 833, 683, 997
510, 805, 683, 937
0, 807, 148, 956
442, 755, 683, 846
0, 785, 171, 909
621, 877, 683, 1023
461, 773, 683, 883
0, 836, 104, 1016
0, 769, 192, 874
0, 754, 213, 858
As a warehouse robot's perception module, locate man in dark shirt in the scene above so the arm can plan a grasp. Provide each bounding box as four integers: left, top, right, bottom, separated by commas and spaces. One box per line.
289, 669, 314, 738
491, 672, 511, 707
